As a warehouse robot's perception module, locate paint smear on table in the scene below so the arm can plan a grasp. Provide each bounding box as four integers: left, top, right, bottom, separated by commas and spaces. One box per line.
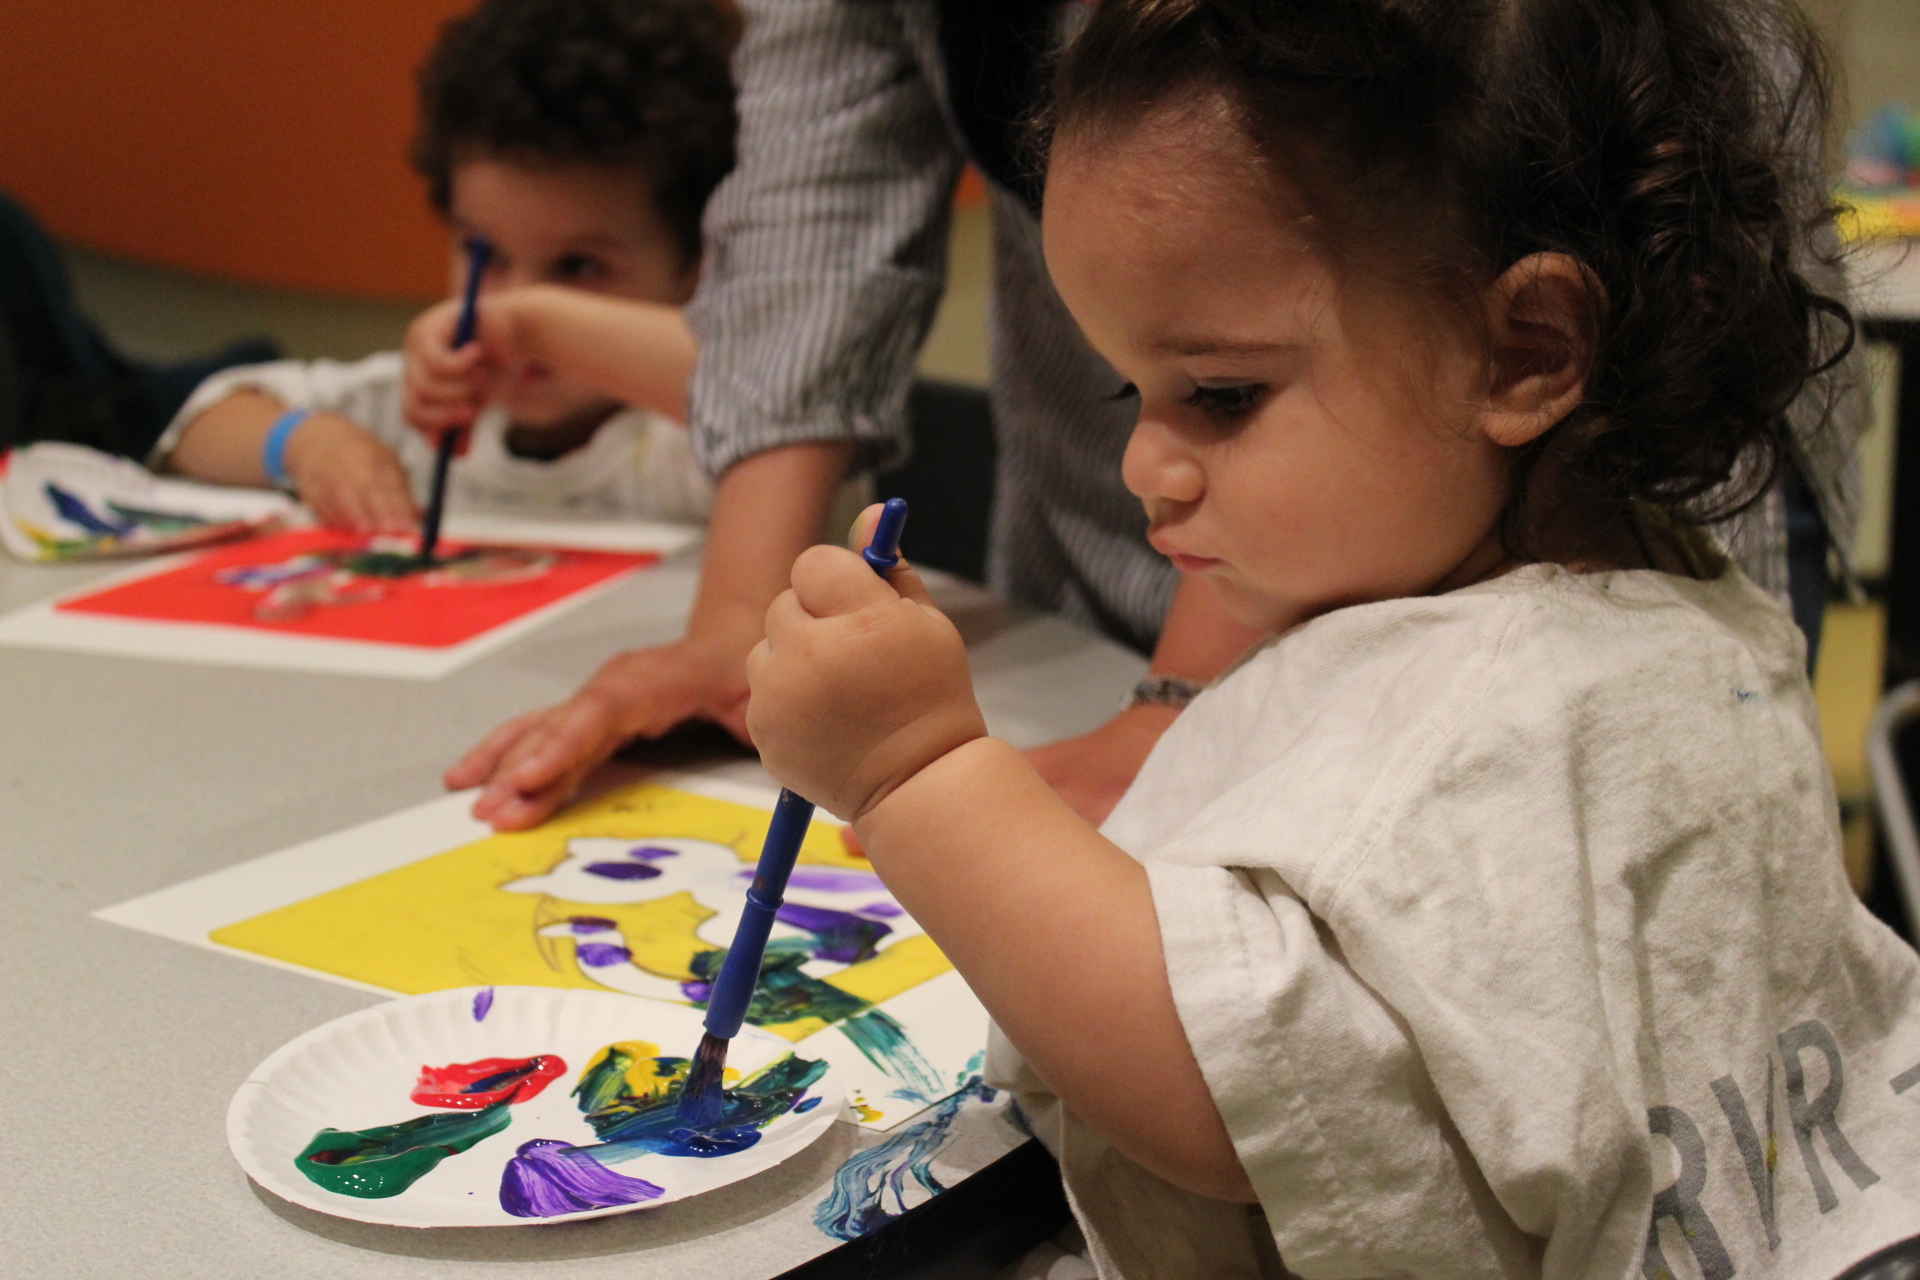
496, 1042, 828, 1218
295, 1102, 511, 1199
411, 1054, 566, 1108
56, 527, 651, 649
813, 1075, 996, 1241
206, 782, 980, 1128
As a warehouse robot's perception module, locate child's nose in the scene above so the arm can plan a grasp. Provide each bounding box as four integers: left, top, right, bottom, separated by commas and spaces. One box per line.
1122, 416, 1206, 505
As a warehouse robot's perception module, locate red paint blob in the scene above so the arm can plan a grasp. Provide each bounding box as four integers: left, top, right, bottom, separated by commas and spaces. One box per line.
411, 1055, 567, 1109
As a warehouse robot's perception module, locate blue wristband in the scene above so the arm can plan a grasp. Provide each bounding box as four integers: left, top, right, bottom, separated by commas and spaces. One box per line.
261, 407, 312, 490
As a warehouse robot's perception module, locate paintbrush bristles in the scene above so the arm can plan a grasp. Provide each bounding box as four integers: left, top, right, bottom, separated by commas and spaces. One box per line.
676, 1031, 730, 1129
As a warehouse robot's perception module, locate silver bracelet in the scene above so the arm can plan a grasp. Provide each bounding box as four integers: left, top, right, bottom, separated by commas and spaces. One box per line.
1122, 674, 1207, 711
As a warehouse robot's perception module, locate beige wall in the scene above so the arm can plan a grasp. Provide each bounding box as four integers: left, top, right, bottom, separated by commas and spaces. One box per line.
1816, 0, 1920, 131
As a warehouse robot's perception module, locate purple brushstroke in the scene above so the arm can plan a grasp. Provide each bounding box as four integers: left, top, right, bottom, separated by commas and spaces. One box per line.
680, 981, 713, 1003
569, 916, 618, 933
575, 943, 633, 968
858, 902, 904, 918
472, 988, 496, 1022
585, 862, 662, 881
500, 1140, 665, 1218
628, 845, 679, 860
744, 866, 887, 894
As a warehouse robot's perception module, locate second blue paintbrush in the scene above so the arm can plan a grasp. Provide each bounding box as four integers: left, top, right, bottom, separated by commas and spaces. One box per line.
416, 235, 492, 567
677, 497, 911, 1129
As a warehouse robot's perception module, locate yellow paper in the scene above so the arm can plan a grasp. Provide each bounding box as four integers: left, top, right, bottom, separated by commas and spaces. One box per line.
211, 782, 951, 1033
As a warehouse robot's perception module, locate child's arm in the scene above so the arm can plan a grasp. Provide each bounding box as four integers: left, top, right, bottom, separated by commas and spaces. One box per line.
747, 514, 1256, 1204
402, 286, 696, 440
164, 388, 418, 534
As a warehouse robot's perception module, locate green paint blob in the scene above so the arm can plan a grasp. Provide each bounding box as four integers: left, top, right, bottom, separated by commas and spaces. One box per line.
295, 1102, 511, 1198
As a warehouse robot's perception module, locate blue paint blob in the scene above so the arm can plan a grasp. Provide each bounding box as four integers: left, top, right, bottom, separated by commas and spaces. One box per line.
812, 1078, 995, 1241
584, 861, 662, 881
794, 1096, 822, 1114
499, 1139, 665, 1218
628, 845, 679, 860
471, 988, 495, 1022
579, 1050, 827, 1163
575, 942, 634, 968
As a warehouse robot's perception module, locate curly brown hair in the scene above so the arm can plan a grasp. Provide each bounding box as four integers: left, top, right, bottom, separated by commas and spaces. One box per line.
1046, 0, 1853, 542
412, 0, 738, 269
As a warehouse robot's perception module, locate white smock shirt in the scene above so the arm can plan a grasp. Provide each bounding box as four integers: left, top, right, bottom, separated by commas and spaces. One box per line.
989, 558, 1920, 1279
150, 352, 713, 522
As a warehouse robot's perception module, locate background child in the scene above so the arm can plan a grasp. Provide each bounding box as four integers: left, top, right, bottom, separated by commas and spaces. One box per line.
746, 0, 1920, 1275
149, 0, 737, 533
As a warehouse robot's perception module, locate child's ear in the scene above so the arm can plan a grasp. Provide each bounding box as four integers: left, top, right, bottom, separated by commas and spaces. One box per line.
1480, 253, 1595, 448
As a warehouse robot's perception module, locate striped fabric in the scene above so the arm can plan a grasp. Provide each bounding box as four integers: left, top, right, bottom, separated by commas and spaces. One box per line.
686, 0, 1862, 656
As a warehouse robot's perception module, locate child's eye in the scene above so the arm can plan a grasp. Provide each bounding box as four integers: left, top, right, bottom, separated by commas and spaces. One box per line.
553, 254, 608, 282
1184, 383, 1267, 420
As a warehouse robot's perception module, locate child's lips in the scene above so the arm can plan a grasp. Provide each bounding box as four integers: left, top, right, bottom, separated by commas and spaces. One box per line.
1148, 529, 1222, 573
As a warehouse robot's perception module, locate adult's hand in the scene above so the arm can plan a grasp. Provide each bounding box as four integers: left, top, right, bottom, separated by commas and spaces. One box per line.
446, 616, 760, 830
1025, 702, 1182, 827
445, 440, 855, 830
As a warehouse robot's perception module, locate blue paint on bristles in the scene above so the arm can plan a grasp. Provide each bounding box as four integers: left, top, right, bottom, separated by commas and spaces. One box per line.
678, 498, 909, 1129
417, 236, 492, 566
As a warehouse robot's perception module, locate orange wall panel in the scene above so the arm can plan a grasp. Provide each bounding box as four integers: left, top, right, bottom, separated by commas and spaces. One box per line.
0, 0, 473, 299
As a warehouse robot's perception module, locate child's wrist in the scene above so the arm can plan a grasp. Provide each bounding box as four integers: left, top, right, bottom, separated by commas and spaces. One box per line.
857, 733, 1013, 846
261, 407, 313, 490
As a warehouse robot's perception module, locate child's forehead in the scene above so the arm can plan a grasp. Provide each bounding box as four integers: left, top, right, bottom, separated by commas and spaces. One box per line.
447, 154, 664, 245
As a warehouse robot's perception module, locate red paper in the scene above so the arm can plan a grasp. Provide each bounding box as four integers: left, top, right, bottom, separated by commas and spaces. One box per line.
57, 528, 655, 650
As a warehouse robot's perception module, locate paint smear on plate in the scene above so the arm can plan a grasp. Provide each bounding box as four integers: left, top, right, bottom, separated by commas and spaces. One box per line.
295, 1102, 511, 1199
813, 1077, 994, 1241
495, 1041, 829, 1218
471, 987, 495, 1021
498, 1140, 665, 1217
411, 1054, 567, 1108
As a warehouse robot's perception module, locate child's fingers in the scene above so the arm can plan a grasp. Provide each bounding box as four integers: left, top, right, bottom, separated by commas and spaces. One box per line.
844, 502, 888, 551
789, 543, 897, 617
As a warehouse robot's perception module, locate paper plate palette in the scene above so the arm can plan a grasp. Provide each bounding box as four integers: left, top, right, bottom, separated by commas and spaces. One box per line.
229, 986, 843, 1227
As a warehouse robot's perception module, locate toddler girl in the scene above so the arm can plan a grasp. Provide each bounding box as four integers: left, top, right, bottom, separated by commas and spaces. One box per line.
746, 0, 1920, 1276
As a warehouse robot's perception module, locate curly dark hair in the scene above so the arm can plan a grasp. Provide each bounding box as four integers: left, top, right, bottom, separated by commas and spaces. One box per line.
412, 0, 738, 269
1046, 0, 1854, 544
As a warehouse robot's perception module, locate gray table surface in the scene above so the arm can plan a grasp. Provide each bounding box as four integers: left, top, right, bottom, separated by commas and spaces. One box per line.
0, 545, 1146, 1280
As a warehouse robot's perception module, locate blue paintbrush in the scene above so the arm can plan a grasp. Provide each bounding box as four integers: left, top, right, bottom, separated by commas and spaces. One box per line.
416, 236, 492, 567
677, 497, 911, 1129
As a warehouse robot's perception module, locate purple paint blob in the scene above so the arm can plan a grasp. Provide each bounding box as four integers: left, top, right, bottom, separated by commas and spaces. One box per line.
499, 1139, 664, 1218
471, 988, 495, 1022
575, 943, 633, 968
857, 901, 904, 918
584, 861, 662, 881
628, 845, 679, 860
745, 866, 887, 894
568, 916, 617, 933
680, 980, 713, 1003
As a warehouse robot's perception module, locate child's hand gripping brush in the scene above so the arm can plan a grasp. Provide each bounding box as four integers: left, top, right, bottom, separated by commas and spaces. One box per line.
416, 236, 492, 566
675, 497, 911, 1130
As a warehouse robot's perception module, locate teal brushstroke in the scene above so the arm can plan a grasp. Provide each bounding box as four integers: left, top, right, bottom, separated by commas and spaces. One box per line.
812, 1076, 996, 1241
687, 940, 872, 1027
839, 1009, 946, 1102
